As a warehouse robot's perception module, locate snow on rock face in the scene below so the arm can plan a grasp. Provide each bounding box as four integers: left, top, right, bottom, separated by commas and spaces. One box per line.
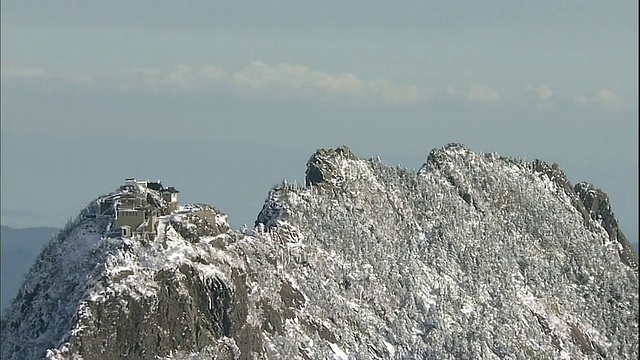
574, 182, 638, 269
305, 145, 358, 187
2, 144, 639, 360
256, 144, 638, 359
0, 201, 245, 359
170, 204, 231, 242
0, 214, 111, 360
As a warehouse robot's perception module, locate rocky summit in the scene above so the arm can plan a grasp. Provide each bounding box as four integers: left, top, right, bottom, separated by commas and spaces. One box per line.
1, 144, 638, 359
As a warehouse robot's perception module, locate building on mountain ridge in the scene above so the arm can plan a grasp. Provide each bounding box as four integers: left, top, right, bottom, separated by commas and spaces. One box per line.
95, 178, 180, 238
161, 187, 180, 211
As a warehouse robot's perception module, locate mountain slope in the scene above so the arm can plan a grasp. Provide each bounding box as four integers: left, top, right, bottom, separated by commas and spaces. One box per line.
1, 144, 637, 359
0, 226, 60, 313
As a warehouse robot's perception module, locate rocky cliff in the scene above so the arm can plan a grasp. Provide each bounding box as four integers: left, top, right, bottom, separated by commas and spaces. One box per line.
1, 144, 637, 359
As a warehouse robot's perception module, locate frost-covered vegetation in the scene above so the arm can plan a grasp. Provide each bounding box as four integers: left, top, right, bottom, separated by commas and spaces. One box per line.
1, 144, 637, 359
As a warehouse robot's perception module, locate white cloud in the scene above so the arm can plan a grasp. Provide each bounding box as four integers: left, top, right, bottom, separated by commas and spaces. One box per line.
534, 85, 553, 100
230, 62, 432, 105
1, 66, 50, 79
165, 65, 198, 90
572, 89, 626, 111
466, 84, 499, 104
198, 65, 227, 81
1, 66, 103, 88
595, 88, 624, 111
3, 64, 631, 112
315, 72, 363, 96
1, 62, 429, 105
4, 63, 536, 107
369, 81, 430, 105
231, 61, 363, 97
121, 65, 227, 92
572, 95, 589, 106
120, 69, 165, 90
524, 85, 554, 111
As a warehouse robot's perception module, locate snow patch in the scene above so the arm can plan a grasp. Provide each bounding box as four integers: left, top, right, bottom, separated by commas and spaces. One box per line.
329, 342, 348, 360
383, 340, 395, 357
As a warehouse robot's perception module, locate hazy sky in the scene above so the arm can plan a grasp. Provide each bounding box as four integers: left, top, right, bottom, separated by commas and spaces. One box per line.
1, 1, 638, 243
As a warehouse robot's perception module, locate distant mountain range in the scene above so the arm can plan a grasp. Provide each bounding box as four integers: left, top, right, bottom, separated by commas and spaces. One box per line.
1, 144, 638, 359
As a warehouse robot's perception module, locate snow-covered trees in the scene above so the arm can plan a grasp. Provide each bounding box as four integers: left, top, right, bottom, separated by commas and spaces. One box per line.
2, 144, 637, 359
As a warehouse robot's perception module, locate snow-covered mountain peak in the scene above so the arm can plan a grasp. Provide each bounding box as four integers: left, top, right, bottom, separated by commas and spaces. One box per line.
2, 145, 638, 359
305, 145, 359, 187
